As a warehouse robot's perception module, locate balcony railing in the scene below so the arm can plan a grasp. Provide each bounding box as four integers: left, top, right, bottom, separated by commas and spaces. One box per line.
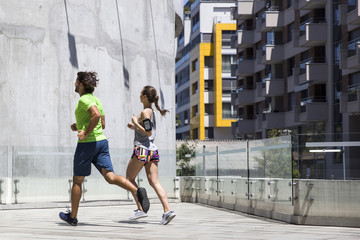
348, 38, 360, 57
299, 57, 326, 75
300, 96, 326, 113
348, 84, 360, 102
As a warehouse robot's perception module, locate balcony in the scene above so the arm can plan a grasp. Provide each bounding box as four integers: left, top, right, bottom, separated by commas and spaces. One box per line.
287, 68, 300, 93
262, 112, 285, 129
294, 19, 327, 47
284, 110, 299, 127
232, 118, 256, 134
235, 0, 265, 20
296, 0, 327, 10
262, 78, 285, 97
260, 8, 284, 32
236, 59, 255, 77
237, 30, 254, 48
340, 41, 360, 70
258, 44, 284, 64
339, 1, 360, 25
297, 60, 328, 85
297, 98, 328, 122
340, 89, 360, 114
231, 89, 256, 106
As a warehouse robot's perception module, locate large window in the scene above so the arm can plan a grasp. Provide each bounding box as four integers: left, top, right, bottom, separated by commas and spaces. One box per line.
222, 103, 236, 119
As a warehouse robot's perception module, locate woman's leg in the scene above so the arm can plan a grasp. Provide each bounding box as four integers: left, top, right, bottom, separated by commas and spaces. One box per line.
126, 156, 145, 211
145, 162, 170, 212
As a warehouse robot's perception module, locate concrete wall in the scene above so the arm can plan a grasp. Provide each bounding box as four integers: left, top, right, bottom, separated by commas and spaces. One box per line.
0, 0, 179, 177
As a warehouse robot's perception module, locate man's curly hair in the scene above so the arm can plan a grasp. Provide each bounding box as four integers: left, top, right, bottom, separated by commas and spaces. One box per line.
77, 71, 99, 93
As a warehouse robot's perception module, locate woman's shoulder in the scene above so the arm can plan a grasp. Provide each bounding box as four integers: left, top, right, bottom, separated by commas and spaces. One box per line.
141, 108, 153, 117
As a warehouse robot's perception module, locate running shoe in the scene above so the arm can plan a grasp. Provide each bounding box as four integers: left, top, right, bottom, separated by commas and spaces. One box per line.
136, 187, 150, 213
160, 210, 176, 225
59, 210, 78, 226
129, 209, 148, 220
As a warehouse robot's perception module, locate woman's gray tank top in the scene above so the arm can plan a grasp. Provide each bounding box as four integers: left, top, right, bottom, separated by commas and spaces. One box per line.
133, 109, 157, 150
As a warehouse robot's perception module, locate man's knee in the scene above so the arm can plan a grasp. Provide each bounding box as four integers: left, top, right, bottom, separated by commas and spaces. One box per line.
73, 176, 85, 185
104, 172, 116, 184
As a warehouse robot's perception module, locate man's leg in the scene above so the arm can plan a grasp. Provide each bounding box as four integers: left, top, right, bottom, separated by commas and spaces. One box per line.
102, 168, 137, 192
71, 175, 85, 219
102, 168, 150, 212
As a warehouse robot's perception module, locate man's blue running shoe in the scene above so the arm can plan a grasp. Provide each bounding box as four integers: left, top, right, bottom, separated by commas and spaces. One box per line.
59, 211, 78, 226
136, 187, 150, 213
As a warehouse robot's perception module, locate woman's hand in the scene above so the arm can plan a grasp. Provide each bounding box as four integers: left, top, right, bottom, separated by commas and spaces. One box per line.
131, 114, 138, 125
127, 122, 134, 130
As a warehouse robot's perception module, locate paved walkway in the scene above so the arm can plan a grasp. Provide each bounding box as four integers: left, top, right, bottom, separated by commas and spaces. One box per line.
0, 202, 359, 240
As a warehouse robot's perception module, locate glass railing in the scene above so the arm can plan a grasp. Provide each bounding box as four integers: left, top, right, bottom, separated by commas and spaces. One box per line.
347, 84, 360, 102
175, 52, 190, 69
192, 21, 200, 33
299, 17, 326, 37
299, 96, 326, 112
193, 135, 293, 204
348, 0, 357, 13
1, 146, 176, 204
347, 38, 360, 57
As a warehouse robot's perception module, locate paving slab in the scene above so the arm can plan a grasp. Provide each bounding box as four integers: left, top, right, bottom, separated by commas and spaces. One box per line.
0, 202, 359, 240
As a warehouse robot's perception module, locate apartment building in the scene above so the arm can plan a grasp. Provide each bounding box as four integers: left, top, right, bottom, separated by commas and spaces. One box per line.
176, 0, 237, 140
231, 0, 360, 179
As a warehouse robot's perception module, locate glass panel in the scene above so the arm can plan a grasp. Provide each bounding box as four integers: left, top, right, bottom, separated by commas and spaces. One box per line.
249, 136, 292, 204
0, 146, 7, 177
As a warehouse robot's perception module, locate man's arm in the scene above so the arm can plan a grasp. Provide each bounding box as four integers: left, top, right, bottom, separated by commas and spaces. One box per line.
101, 115, 105, 129
78, 105, 101, 140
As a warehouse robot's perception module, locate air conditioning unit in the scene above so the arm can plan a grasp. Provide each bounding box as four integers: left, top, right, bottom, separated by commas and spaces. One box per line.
184, 119, 189, 124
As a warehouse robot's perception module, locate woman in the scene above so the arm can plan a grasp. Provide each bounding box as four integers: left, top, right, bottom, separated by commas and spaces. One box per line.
126, 86, 176, 225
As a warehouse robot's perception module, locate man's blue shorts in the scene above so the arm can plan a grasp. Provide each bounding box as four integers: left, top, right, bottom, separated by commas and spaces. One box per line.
73, 139, 114, 176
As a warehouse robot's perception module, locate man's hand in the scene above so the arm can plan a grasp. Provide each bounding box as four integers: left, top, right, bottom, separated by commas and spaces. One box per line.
77, 130, 88, 140
71, 123, 77, 131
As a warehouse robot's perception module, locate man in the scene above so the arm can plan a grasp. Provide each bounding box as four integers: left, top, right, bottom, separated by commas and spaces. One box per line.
59, 71, 150, 226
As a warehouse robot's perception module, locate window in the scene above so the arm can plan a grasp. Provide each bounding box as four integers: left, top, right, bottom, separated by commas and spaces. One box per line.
222, 55, 235, 72
205, 104, 214, 115
204, 56, 213, 68
222, 30, 236, 49
193, 128, 198, 139
192, 82, 198, 94
287, 23, 294, 43
205, 80, 214, 91
222, 103, 235, 118
287, 57, 295, 77
288, 92, 295, 111
192, 105, 198, 117
192, 58, 198, 72
205, 127, 214, 139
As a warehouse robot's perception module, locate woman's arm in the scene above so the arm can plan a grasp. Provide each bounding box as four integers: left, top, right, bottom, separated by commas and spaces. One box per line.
131, 109, 152, 137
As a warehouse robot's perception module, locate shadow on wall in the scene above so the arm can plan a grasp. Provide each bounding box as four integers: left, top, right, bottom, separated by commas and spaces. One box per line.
115, 0, 130, 89
64, 0, 78, 69
149, 0, 165, 108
